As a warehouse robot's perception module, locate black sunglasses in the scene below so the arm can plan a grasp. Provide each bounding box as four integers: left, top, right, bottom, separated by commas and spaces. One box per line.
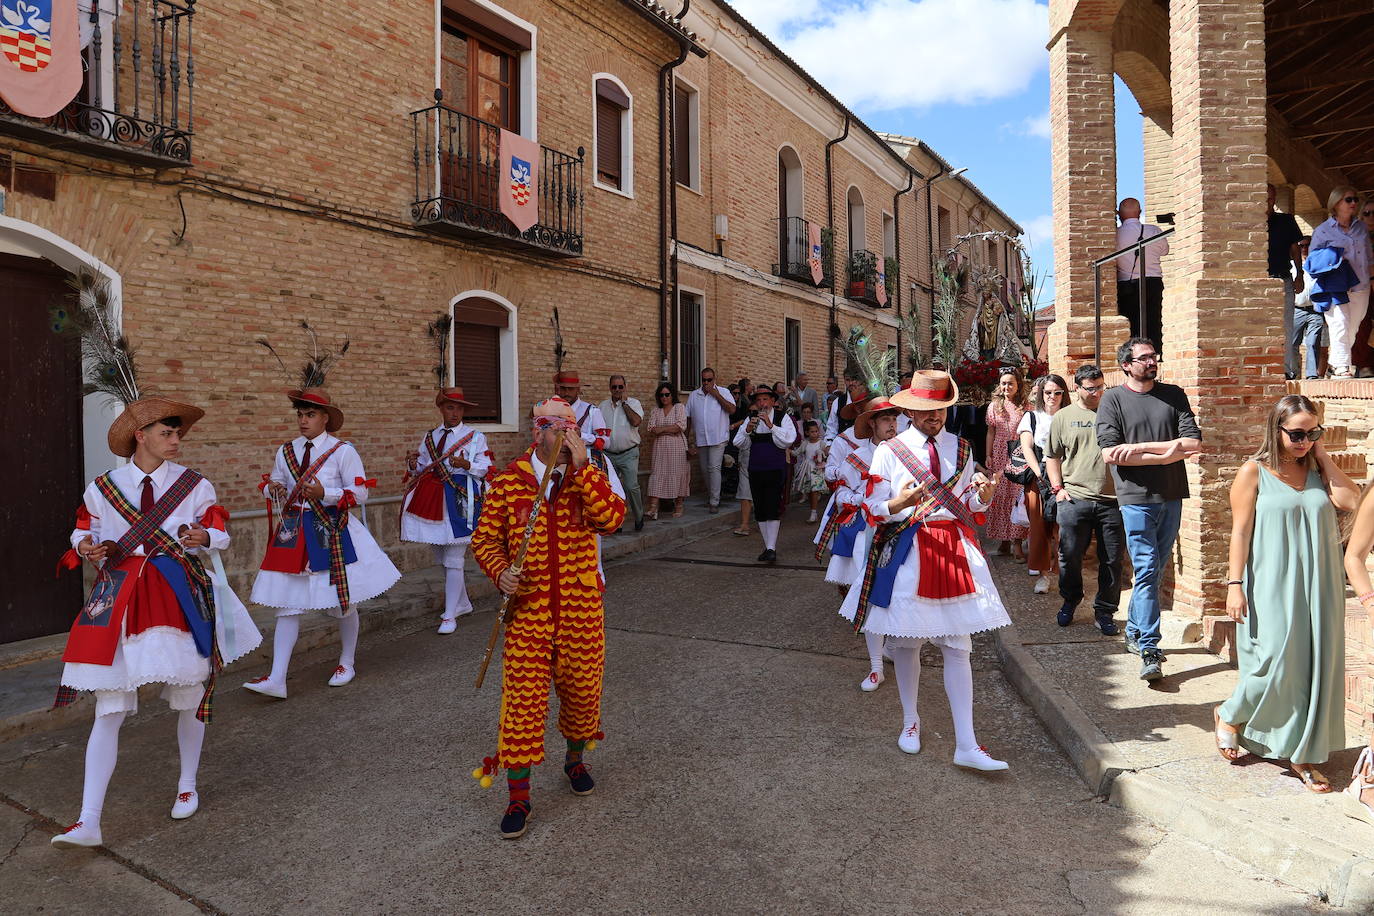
610, 384, 624, 389
1280, 425, 1324, 443
1344, 196, 1361, 204
657, 391, 672, 397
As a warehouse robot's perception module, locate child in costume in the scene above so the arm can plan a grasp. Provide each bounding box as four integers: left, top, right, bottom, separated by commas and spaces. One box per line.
244, 327, 400, 698
51, 276, 260, 848
792, 420, 830, 523
470, 397, 625, 839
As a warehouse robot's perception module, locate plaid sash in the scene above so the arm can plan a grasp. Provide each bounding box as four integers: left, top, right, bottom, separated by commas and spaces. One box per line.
815, 452, 873, 561
413, 428, 475, 493
852, 437, 971, 631
56, 469, 224, 722
282, 441, 353, 611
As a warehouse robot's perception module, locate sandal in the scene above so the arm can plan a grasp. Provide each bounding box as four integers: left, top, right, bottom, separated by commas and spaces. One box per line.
1213, 707, 1246, 762
1291, 763, 1333, 793
732, 527, 750, 536
1343, 748, 1374, 825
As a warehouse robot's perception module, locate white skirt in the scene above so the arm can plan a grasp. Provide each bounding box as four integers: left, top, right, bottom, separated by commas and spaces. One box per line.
839, 527, 1010, 641
400, 506, 472, 546
824, 524, 872, 586
251, 515, 402, 615
62, 627, 211, 694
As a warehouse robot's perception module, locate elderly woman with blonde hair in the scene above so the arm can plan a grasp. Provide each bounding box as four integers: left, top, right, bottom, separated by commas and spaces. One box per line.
1311, 185, 1371, 378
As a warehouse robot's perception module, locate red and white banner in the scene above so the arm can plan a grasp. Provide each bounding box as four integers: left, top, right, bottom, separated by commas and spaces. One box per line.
807, 222, 824, 285
498, 128, 540, 234
0, 0, 82, 117
875, 266, 888, 306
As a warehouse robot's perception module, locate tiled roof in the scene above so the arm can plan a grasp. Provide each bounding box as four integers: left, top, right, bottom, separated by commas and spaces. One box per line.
878, 132, 1024, 236
619, 0, 706, 55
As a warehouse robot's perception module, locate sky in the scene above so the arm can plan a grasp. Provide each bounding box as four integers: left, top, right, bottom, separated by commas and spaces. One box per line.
724, 0, 1146, 309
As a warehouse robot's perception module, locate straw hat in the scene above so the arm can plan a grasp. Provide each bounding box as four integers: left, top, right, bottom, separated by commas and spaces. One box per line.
435, 386, 478, 407
107, 396, 205, 459
890, 370, 959, 411
552, 370, 581, 387
286, 387, 344, 432
852, 396, 901, 439
838, 383, 876, 420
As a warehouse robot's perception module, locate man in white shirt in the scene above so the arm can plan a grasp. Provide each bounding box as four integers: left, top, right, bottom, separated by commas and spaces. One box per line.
685, 366, 735, 513
598, 374, 644, 531
1114, 197, 1169, 353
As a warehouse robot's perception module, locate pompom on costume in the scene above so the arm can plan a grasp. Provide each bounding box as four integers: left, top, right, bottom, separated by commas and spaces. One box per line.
49, 272, 261, 849
470, 397, 625, 838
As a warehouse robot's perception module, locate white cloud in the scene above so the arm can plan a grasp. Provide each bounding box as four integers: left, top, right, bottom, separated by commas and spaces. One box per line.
728, 0, 1049, 112
1018, 109, 1051, 138
1023, 213, 1053, 251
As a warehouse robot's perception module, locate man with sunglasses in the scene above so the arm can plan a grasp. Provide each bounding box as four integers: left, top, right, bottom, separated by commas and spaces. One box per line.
1096, 337, 1201, 682
598, 375, 644, 532
1044, 365, 1123, 636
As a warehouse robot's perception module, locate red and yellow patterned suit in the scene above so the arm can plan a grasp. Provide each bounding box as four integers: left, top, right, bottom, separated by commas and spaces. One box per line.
472, 450, 626, 769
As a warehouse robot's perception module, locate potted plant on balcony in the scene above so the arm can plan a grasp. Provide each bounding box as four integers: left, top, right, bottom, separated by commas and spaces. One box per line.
847, 249, 877, 300
884, 256, 898, 304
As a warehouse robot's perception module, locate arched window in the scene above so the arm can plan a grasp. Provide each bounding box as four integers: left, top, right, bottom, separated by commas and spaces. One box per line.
451, 292, 518, 428
776, 146, 806, 279
847, 186, 866, 254
593, 75, 633, 196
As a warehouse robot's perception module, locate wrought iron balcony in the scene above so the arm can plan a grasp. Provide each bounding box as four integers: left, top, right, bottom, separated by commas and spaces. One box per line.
410, 99, 585, 257
772, 216, 831, 286
846, 249, 887, 307
0, 0, 194, 167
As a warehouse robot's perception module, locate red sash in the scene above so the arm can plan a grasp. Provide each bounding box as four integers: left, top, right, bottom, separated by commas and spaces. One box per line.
405, 429, 475, 522
887, 438, 978, 600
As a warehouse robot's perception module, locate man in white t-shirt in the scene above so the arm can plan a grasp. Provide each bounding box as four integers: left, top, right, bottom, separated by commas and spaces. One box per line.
685, 366, 735, 513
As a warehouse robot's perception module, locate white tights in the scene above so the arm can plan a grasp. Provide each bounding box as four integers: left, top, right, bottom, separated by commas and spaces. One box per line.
865, 631, 885, 673
759, 520, 780, 550
268, 611, 360, 683
78, 707, 204, 827
888, 641, 979, 753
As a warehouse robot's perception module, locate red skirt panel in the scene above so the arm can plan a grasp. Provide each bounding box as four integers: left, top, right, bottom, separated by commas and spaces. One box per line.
62, 557, 188, 666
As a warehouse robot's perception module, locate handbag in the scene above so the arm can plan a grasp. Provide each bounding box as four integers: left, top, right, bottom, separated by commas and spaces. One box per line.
1003, 411, 1037, 486
1010, 489, 1029, 527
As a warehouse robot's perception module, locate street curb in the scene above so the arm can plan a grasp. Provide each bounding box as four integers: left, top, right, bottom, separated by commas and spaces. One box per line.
992, 623, 1374, 910
0, 508, 739, 746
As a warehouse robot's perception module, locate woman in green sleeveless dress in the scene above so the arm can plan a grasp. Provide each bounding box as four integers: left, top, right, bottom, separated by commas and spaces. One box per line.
1218, 394, 1360, 791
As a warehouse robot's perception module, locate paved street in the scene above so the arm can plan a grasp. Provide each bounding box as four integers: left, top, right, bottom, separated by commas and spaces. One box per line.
1, 523, 1328, 914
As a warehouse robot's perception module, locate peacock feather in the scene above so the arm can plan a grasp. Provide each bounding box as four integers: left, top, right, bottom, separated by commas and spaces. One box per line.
256, 321, 350, 389
55, 271, 142, 407
841, 325, 899, 398
550, 308, 567, 373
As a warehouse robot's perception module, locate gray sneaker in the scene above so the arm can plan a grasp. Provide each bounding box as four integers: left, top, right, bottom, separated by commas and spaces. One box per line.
1139, 650, 1164, 682
1123, 632, 1140, 655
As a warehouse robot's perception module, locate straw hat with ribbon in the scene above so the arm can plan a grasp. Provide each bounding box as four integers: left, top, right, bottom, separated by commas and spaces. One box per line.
890, 369, 960, 411
852, 396, 901, 440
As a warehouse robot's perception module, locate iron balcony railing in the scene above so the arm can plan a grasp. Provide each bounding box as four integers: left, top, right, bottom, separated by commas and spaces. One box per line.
410, 97, 584, 257
846, 249, 886, 307
772, 216, 830, 286
1091, 225, 1177, 364
0, 0, 194, 166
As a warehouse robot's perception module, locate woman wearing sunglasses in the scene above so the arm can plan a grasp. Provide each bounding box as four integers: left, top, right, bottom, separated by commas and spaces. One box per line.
1311, 186, 1371, 378
1217, 395, 1359, 793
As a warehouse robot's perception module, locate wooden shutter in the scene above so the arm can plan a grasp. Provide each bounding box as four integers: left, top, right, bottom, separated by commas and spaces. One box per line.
673, 83, 691, 186
452, 298, 508, 423
595, 80, 626, 188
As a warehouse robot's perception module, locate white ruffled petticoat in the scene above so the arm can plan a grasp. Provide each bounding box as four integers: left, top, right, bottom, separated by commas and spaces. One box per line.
250, 515, 402, 616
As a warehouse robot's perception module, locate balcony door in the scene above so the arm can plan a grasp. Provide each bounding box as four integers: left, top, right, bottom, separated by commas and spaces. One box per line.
439, 15, 520, 209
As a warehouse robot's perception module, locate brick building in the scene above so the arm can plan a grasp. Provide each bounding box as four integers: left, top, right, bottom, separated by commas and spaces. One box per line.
1045, 0, 1374, 730
0, 0, 1020, 645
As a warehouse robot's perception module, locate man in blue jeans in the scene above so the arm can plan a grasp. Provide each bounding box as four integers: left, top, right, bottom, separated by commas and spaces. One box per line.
1094, 337, 1201, 681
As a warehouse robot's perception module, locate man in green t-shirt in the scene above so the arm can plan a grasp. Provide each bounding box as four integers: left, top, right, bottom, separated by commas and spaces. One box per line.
1045, 365, 1123, 635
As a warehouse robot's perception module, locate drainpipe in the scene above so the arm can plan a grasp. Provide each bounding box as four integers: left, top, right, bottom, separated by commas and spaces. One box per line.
923, 161, 949, 356
657, 0, 691, 383
892, 167, 917, 378
824, 114, 850, 378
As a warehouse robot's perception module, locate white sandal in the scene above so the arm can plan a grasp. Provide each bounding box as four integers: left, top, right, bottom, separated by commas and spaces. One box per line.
1343, 747, 1374, 826
1213, 707, 1247, 761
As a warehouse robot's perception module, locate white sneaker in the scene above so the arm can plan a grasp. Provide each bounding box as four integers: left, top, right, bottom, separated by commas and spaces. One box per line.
1027, 568, 1040, 577
1033, 575, 1050, 594
243, 677, 287, 699
51, 820, 102, 848
860, 670, 884, 692
328, 665, 355, 687
170, 791, 199, 820
808, 510, 818, 523
954, 746, 1009, 771
898, 721, 922, 754
437, 617, 458, 635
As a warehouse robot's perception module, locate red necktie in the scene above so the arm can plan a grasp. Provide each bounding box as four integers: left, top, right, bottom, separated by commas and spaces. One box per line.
549, 469, 564, 501
140, 475, 155, 553
926, 437, 941, 479
299, 441, 313, 505
436, 427, 451, 456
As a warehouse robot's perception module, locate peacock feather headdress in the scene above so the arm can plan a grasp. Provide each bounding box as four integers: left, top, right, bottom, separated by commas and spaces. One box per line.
51, 271, 142, 408
255, 320, 350, 390
841, 325, 900, 398
426, 313, 453, 389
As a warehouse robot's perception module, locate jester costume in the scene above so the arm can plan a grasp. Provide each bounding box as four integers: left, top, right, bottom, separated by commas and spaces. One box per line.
471, 397, 625, 839
400, 386, 493, 632
838, 371, 1012, 770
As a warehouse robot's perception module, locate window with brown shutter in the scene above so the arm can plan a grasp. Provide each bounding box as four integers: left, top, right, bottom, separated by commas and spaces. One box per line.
452, 298, 509, 424
673, 82, 692, 187
595, 79, 628, 190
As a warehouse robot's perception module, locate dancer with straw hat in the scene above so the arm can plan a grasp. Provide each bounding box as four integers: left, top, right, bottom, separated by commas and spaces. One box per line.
50, 274, 260, 848
839, 370, 1013, 771
244, 324, 400, 699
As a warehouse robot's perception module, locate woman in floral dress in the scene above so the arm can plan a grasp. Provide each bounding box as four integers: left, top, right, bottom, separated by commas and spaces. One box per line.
984, 367, 1029, 560
644, 381, 690, 519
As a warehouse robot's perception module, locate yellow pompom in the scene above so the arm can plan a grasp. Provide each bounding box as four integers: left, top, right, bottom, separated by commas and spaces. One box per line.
479, 775, 493, 789
471, 767, 484, 780
585, 740, 598, 751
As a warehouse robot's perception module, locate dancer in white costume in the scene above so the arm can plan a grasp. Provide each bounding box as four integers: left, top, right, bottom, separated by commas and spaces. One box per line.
246, 330, 400, 698
839, 371, 1012, 771
400, 384, 492, 634
814, 396, 901, 692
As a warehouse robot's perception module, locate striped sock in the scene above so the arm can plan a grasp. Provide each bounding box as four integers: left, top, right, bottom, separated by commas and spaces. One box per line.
507, 767, 531, 803
565, 739, 586, 764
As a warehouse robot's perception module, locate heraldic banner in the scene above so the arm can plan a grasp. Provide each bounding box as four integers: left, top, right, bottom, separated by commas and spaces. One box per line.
807, 222, 824, 286
499, 128, 541, 234
0, 0, 82, 117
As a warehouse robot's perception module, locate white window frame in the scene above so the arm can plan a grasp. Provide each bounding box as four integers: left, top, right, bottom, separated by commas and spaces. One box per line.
592, 72, 634, 199
677, 285, 706, 393
882, 210, 896, 261
432, 0, 538, 141
784, 317, 802, 384
847, 185, 866, 253
778, 143, 803, 219
449, 290, 519, 432
673, 75, 702, 193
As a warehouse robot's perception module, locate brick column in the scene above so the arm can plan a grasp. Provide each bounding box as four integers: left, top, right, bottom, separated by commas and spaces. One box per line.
1047, 24, 1129, 371
1166, 0, 1283, 618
